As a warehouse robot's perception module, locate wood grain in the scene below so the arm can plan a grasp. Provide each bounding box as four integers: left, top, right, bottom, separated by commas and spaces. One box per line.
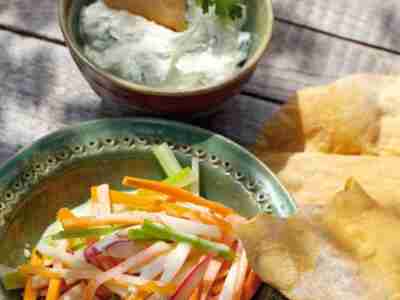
2, 0, 400, 53
0, 31, 278, 164
273, 0, 400, 53
0, 0, 62, 42
247, 21, 399, 100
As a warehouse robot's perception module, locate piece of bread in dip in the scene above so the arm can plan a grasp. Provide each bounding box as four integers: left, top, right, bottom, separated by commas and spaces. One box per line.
104, 0, 186, 31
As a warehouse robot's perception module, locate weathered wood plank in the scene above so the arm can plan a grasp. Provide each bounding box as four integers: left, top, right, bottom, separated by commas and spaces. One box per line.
0, 31, 278, 164
2, 0, 400, 52
0, 0, 62, 42
273, 0, 400, 53
247, 22, 399, 100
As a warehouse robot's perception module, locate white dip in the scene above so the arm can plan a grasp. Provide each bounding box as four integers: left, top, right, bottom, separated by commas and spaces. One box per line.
80, 0, 251, 89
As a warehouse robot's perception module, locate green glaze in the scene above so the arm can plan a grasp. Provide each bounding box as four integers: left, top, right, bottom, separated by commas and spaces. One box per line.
58, 0, 274, 115
0, 118, 292, 299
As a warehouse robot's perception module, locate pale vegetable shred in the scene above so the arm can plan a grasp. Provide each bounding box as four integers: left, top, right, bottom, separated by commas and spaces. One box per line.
1, 144, 261, 300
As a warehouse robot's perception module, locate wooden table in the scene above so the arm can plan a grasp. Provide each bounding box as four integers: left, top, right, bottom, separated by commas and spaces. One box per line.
1, 0, 400, 164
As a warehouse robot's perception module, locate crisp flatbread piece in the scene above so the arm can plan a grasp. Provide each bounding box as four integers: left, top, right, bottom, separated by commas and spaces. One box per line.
261, 152, 400, 215
235, 179, 400, 300
254, 74, 400, 156
104, 0, 187, 31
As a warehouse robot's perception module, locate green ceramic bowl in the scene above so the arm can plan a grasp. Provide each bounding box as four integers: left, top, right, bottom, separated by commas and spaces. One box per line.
58, 0, 274, 116
0, 118, 293, 299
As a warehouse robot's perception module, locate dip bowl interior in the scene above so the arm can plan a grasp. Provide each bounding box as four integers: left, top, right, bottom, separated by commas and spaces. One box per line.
58, 0, 274, 115
0, 118, 293, 299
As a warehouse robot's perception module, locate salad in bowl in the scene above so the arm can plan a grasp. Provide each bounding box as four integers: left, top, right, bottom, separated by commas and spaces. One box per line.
1, 144, 261, 300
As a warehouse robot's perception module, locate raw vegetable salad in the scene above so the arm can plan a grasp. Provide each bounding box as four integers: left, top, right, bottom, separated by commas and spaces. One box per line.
1, 144, 261, 300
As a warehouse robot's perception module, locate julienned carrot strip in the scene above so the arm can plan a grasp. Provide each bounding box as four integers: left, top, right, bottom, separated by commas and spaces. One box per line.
23, 279, 37, 300
45, 277, 62, 300
242, 270, 262, 300
19, 265, 61, 279
90, 186, 99, 216
57, 208, 76, 222
137, 281, 176, 295
111, 190, 168, 204
23, 251, 42, 300
189, 287, 200, 300
61, 216, 143, 229
122, 177, 234, 216
108, 190, 166, 211
83, 279, 97, 300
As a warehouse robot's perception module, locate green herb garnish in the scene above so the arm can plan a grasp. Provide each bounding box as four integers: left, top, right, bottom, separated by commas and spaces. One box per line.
197, 0, 243, 21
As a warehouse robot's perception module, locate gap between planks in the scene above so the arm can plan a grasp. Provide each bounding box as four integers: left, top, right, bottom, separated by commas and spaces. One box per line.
276, 17, 400, 56
0, 24, 65, 46
2, 15, 398, 58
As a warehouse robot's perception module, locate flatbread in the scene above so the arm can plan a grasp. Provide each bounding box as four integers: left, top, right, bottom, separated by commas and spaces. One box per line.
261, 152, 400, 215
254, 74, 400, 156
248, 74, 400, 299
235, 179, 400, 300
104, 0, 187, 31
253, 74, 400, 213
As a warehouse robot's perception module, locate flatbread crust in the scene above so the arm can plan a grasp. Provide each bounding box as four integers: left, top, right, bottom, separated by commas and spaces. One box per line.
254, 74, 400, 156
236, 180, 400, 300
247, 74, 400, 300
104, 0, 187, 31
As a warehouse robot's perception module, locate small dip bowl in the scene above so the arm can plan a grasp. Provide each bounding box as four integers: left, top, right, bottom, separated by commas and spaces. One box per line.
58, 0, 273, 116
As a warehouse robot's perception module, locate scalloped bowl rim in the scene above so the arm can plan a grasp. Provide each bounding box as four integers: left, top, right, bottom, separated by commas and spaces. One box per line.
0, 118, 296, 219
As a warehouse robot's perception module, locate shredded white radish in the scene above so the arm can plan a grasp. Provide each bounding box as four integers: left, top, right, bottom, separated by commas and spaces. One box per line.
86, 242, 171, 300
160, 214, 221, 239
160, 243, 192, 283
88, 211, 161, 224
140, 255, 167, 280
117, 274, 153, 285
96, 184, 112, 216
60, 283, 85, 300
200, 259, 222, 300
36, 244, 94, 270
234, 243, 248, 299
177, 202, 210, 214
218, 258, 239, 300
104, 281, 129, 298
170, 255, 212, 300
49, 267, 100, 280
31, 275, 48, 289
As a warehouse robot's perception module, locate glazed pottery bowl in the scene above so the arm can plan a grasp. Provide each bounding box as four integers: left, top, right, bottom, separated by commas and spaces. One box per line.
0, 118, 293, 299
58, 0, 274, 116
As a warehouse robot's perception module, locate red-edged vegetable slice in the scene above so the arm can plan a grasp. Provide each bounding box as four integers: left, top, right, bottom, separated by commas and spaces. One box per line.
160, 243, 191, 283
60, 283, 85, 300
199, 259, 222, 300
170, 255, 212, 300
83, 242, 171, 300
